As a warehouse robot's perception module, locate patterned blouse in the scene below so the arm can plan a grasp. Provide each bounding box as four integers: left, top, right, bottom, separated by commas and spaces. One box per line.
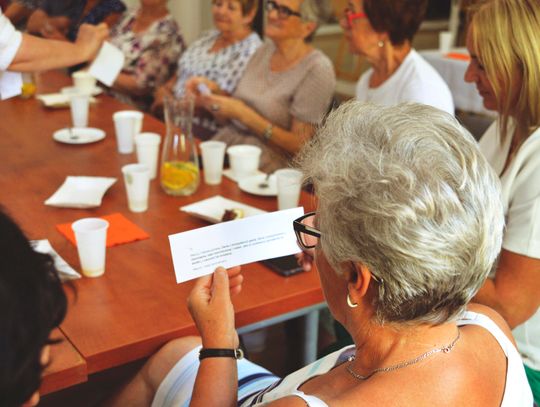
173, 29, 261, 139
109, 8, 185, 111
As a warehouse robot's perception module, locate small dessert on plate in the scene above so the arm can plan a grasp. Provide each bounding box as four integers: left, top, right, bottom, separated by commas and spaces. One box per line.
221, 208, 244, 222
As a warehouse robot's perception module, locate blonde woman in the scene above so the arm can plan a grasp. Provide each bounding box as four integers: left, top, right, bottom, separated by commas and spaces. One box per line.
464, 0, 540, 402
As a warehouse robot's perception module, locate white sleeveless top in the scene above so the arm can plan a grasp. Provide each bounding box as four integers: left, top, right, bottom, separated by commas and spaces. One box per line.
242, 311, 532, 406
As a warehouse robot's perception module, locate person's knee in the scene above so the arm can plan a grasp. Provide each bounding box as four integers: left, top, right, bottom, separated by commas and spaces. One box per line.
143, 336, 202, 392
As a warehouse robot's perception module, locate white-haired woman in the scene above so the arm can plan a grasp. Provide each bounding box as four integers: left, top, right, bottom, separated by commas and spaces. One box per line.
107, 102, 532, 406
187, 0, 336, 172
464, 0, 540, 402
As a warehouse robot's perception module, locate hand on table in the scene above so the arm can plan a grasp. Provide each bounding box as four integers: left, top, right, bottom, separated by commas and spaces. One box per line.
151, 84, 172, 115
187, 266, 243, 349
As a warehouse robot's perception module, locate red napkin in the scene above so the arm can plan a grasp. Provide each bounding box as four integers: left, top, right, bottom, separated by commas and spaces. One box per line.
57, 213, 150, 247
445, 52, 471, 62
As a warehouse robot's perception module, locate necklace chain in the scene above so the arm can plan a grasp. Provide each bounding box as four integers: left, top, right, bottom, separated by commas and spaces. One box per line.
346, 329, 461, 381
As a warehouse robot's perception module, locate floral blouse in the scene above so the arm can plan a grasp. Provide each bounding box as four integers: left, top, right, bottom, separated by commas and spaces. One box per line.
109, 8, 185, 111
172, 29, 261, 139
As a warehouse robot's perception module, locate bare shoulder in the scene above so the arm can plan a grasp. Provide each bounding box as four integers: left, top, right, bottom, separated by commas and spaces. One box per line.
267, 396, 313, 406
466, 303, 517, 346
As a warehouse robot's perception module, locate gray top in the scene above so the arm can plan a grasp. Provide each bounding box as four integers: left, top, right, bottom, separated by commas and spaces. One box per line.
213, 41, 336, 172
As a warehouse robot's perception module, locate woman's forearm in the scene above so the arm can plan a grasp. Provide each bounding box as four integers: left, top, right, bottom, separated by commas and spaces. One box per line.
112, 73, 148, 96
10, 34, 87, 71
237, 104, 313, 154
190, 358, 238, 407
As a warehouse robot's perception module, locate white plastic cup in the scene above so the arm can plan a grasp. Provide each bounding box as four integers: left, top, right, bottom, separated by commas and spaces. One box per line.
227, 145, 261, 180
439, 31, 453, 54
72, 71, 96, 94
69, 94, 89, 128
135, 133, 161, 180
122, 163, 150, 212
71, 218, 109, 278
200, 141, 226, 185
275, 168, 303, 210
113, 110, 144, 154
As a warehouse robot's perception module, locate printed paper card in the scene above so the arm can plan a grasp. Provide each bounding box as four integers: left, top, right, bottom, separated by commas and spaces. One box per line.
169, 207, 303, 283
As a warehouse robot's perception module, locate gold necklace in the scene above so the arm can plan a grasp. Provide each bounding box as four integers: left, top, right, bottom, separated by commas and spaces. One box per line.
346, 329, 460, 381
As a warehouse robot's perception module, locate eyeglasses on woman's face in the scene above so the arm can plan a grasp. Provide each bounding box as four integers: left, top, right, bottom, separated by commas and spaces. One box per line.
266, 0, 302, 20
343, 7, 366, 28
293, 212, 320, 250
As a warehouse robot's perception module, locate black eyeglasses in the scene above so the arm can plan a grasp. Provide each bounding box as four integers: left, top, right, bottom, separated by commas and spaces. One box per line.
266, 0, 302, 19
293, 212, 320, 250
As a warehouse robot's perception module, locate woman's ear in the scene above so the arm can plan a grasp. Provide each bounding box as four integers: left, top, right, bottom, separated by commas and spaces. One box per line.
302, 21, 317, 41
243, 7, 258, 26
347, 263, 372, 303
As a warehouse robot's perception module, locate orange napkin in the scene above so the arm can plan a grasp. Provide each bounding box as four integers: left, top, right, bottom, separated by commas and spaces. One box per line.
445, 52, 471, 62
57, 213, 150, 247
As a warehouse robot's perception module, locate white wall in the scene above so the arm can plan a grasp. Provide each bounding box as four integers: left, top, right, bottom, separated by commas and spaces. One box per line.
122, 1, 213, 44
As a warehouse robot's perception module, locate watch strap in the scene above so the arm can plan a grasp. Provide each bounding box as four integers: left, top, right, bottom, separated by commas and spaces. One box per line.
199, 348, 244, 361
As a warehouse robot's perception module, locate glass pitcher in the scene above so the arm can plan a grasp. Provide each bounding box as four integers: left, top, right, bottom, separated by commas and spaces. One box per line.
160, 95, 200, 196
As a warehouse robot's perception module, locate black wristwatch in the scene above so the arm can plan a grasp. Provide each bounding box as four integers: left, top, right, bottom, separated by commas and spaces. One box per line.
199, 348, 244, 361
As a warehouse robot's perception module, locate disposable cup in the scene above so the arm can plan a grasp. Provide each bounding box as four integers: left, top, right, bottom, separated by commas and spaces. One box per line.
122, 163, 150, 212
113, 110, 143, 154
200, 140, 226, 185
439, 31, 453, 54
227, 145, 261, 180
71, 218, 109, 278
72, 71, 96, 94
275, 168, 303, 210
135, 133, 161, 180
69, 94, 89, 127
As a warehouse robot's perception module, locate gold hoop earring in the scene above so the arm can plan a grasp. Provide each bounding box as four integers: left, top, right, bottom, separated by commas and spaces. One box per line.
378, 41, 384, 48
347, 293, 358, 308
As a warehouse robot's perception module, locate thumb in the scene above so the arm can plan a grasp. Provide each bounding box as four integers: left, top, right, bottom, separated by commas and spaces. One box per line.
212, 267, 230, 302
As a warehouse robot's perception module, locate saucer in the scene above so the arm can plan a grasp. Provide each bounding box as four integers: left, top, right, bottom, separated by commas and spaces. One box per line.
239, 174, 277, 197
61, 86, 103, 96
53, 128, 105, 144
223, 168, 265, 183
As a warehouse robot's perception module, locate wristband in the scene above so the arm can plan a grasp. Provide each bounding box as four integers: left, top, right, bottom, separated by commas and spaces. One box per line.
199, 348, 244, 361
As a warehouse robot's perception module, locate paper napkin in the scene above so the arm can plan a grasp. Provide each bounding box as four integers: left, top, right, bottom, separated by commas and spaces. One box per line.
57, 213, 149, 247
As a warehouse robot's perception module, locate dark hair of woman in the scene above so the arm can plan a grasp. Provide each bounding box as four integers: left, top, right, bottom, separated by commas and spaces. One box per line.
0, 209, 67, 407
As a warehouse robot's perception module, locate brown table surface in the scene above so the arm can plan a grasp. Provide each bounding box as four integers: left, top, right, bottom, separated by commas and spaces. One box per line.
40, 329, 87, 395
0, 71, 323, 389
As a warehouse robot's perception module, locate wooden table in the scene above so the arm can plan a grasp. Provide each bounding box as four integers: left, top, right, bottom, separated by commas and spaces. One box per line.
0, 71, 323, 392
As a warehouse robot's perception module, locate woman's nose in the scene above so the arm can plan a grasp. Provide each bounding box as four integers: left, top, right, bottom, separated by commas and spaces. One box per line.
464, 62, 476, 83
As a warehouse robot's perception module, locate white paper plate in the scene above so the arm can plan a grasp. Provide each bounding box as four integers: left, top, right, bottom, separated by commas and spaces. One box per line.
180, 195, 266, 224
45, 176, 117, 208
53, 128, 105, 144
36, 93, 97, 108
223, 168, 265, 183
61, 86, 103, 96
238, 174, 277, 197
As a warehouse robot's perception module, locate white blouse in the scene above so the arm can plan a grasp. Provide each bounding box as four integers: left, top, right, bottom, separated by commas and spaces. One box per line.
479, 121, 540, 370
0, 7, 22, 99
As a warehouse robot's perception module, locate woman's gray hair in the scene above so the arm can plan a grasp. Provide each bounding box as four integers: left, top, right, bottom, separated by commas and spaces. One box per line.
296, 102, 504, 325
300, 0, 331, 42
